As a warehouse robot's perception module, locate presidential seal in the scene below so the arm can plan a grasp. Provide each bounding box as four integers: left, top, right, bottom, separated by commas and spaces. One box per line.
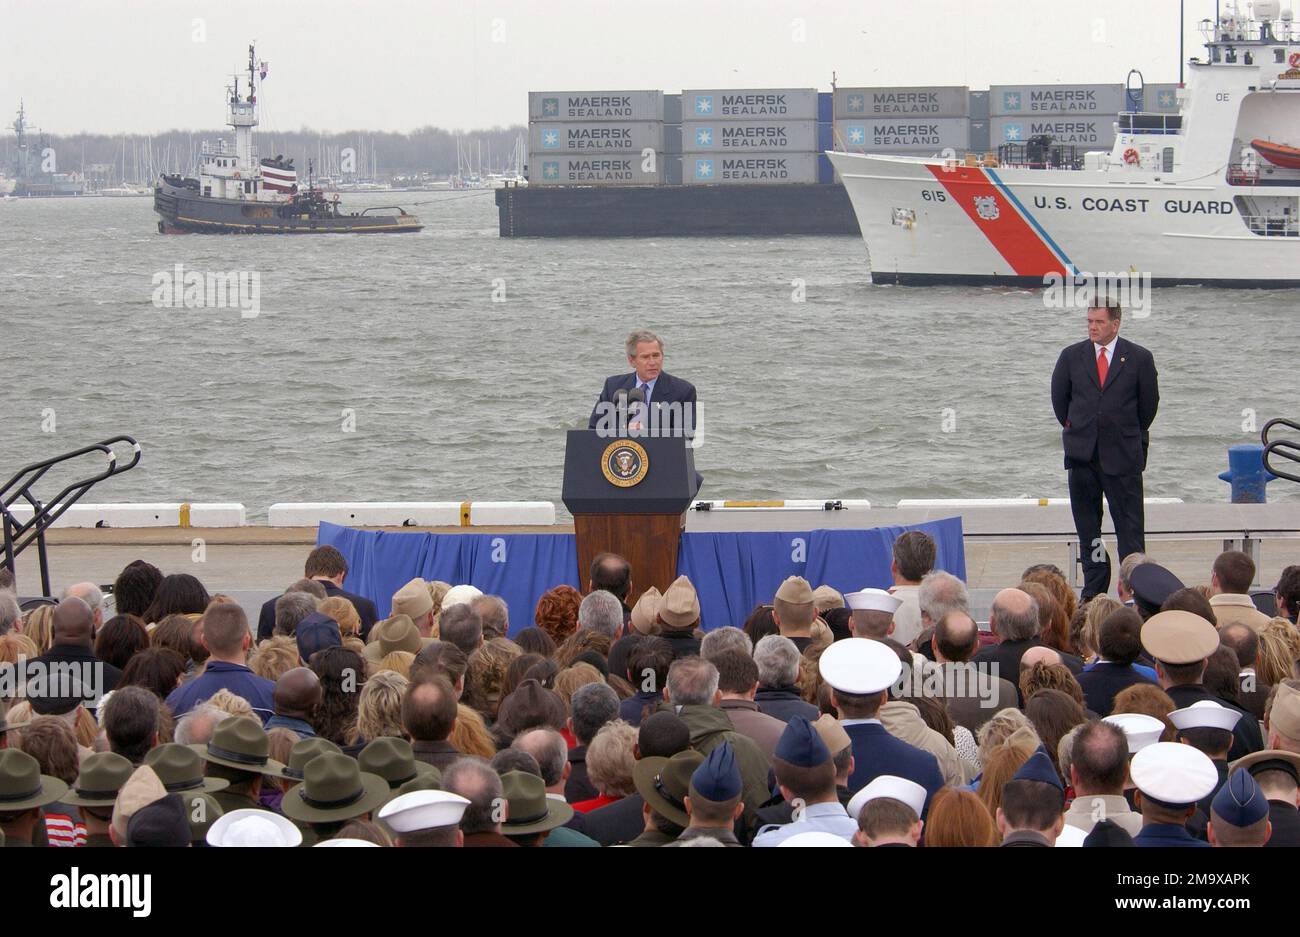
601, 440, 649, 488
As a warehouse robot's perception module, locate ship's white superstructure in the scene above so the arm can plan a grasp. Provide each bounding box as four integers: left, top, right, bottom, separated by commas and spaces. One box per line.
828, 2, 1300, 286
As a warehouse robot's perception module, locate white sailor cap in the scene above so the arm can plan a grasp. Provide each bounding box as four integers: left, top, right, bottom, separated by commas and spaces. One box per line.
846, 774, 926, 820
1168, 699, 1243, 733
377, 789, 471, 833
777, 830, 855, 847
818, 637, 902, 695
844, 588, 902, 614
1130, 741, 1219, 806
206, 808, 303, 847
1102, 713, 1166, 753
313, 838, 381, 847
1054, 824, 1087, 847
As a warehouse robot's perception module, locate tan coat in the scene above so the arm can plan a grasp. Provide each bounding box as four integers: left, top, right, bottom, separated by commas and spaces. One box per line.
878, 700, 975, 785
1210, 593, 1272, 632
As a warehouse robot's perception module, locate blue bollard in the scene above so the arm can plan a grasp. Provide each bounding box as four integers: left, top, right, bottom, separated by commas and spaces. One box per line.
1218, 444, 1277, 503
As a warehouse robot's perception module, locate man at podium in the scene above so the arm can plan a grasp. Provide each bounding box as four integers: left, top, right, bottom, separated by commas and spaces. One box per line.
588, 329, 697, 439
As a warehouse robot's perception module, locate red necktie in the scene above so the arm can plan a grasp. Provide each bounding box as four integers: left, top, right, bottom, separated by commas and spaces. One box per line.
1097, 347, 1109, 386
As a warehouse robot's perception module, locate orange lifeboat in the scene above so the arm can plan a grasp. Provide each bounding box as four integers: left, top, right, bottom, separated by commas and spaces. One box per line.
1251, 139, 1300, 170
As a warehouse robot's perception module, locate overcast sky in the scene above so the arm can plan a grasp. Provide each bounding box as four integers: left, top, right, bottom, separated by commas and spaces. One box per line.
2, 0, 1226, 134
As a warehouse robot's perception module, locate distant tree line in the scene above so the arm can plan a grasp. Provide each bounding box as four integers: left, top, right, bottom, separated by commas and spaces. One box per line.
10, 125, 527, 181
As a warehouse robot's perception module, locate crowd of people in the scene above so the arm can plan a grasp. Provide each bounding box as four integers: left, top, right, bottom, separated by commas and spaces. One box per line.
1, 533, 1298, 848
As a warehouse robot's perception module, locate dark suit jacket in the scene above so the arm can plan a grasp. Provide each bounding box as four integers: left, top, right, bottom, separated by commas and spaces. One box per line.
1239, 672, 1271, 723
1077, 661, 1156, 717
843, 722, 945, 813
1051, 336, 1159, 475
1265, 801, 1300, 848
587, 370, 698, 437
971, 638, 1082, 705
257, 579, 379, 642
564, 745, 599, 804
32, 644, 121, 710
574, 792, 646, 846
411, 739, 462, 772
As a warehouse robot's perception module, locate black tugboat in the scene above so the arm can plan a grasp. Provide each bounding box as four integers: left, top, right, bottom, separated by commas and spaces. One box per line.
154, 45, 421, 234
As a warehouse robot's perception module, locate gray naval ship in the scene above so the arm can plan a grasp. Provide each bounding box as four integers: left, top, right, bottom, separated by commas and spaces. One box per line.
154, 45, 421, 234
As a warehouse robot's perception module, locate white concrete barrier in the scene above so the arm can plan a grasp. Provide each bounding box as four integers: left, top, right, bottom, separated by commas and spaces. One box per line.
692, 499, 873, 511
266, 502, 557, 528
898, 498, 1185, 508
466, 501, 556, 526
4, 502, 245, 528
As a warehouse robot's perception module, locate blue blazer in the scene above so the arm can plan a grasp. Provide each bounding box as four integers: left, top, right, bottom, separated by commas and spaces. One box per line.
1134, 823, 1211, 848
843, 722, 946, 813
588, 370, 697, 436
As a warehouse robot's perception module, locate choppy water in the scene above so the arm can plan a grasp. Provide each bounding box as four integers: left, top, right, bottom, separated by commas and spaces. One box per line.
1, 191, 1296, 520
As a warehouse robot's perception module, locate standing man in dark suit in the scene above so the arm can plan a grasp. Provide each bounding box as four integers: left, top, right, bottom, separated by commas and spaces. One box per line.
1051, 301, 1159, 600
257, 545, 378, 642
589, 329, 697, 439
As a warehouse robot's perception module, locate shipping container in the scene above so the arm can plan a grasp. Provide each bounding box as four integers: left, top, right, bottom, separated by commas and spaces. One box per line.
969, 120, 991, 153
833, 117, 971, 152
833, 86, 969, 119
991, 115, 1118, 147
989, 84, 1125, 116
664, 94, 682, 125
1136, 83, 1182, 113
969, 90, 990, 120
817, 153, 835, 184
817, 92, 833, 122
681, 119, 817, 151
528, 154, 662, 186
681, 89, 818, 120
528, 90, 664, 122
665, 125, 683, 155
817, 122, 833, 152
528, 121, 663, 154
680, 152, 818, 185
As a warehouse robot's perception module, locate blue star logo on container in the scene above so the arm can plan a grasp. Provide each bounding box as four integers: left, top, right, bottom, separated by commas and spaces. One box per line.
1159, 91, 1174, 107
694, 95, 713, 115
694, 158, 714, 180
846, 94, 865, 113
542, 161, 560, 180
542, 97, 559, 117
846, 125, 866, 145
1003, 123, 1024, 141
541, 129, 560, 149
1003, 92, 1021, 111
694, 127, 714, 147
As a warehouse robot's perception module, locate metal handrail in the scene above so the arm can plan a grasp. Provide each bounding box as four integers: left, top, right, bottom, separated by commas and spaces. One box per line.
0, 436, 141, 595
1262, 418, 1300, 484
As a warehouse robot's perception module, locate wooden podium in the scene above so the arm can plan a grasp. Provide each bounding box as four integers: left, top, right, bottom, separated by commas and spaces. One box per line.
561, 430, 700, 603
